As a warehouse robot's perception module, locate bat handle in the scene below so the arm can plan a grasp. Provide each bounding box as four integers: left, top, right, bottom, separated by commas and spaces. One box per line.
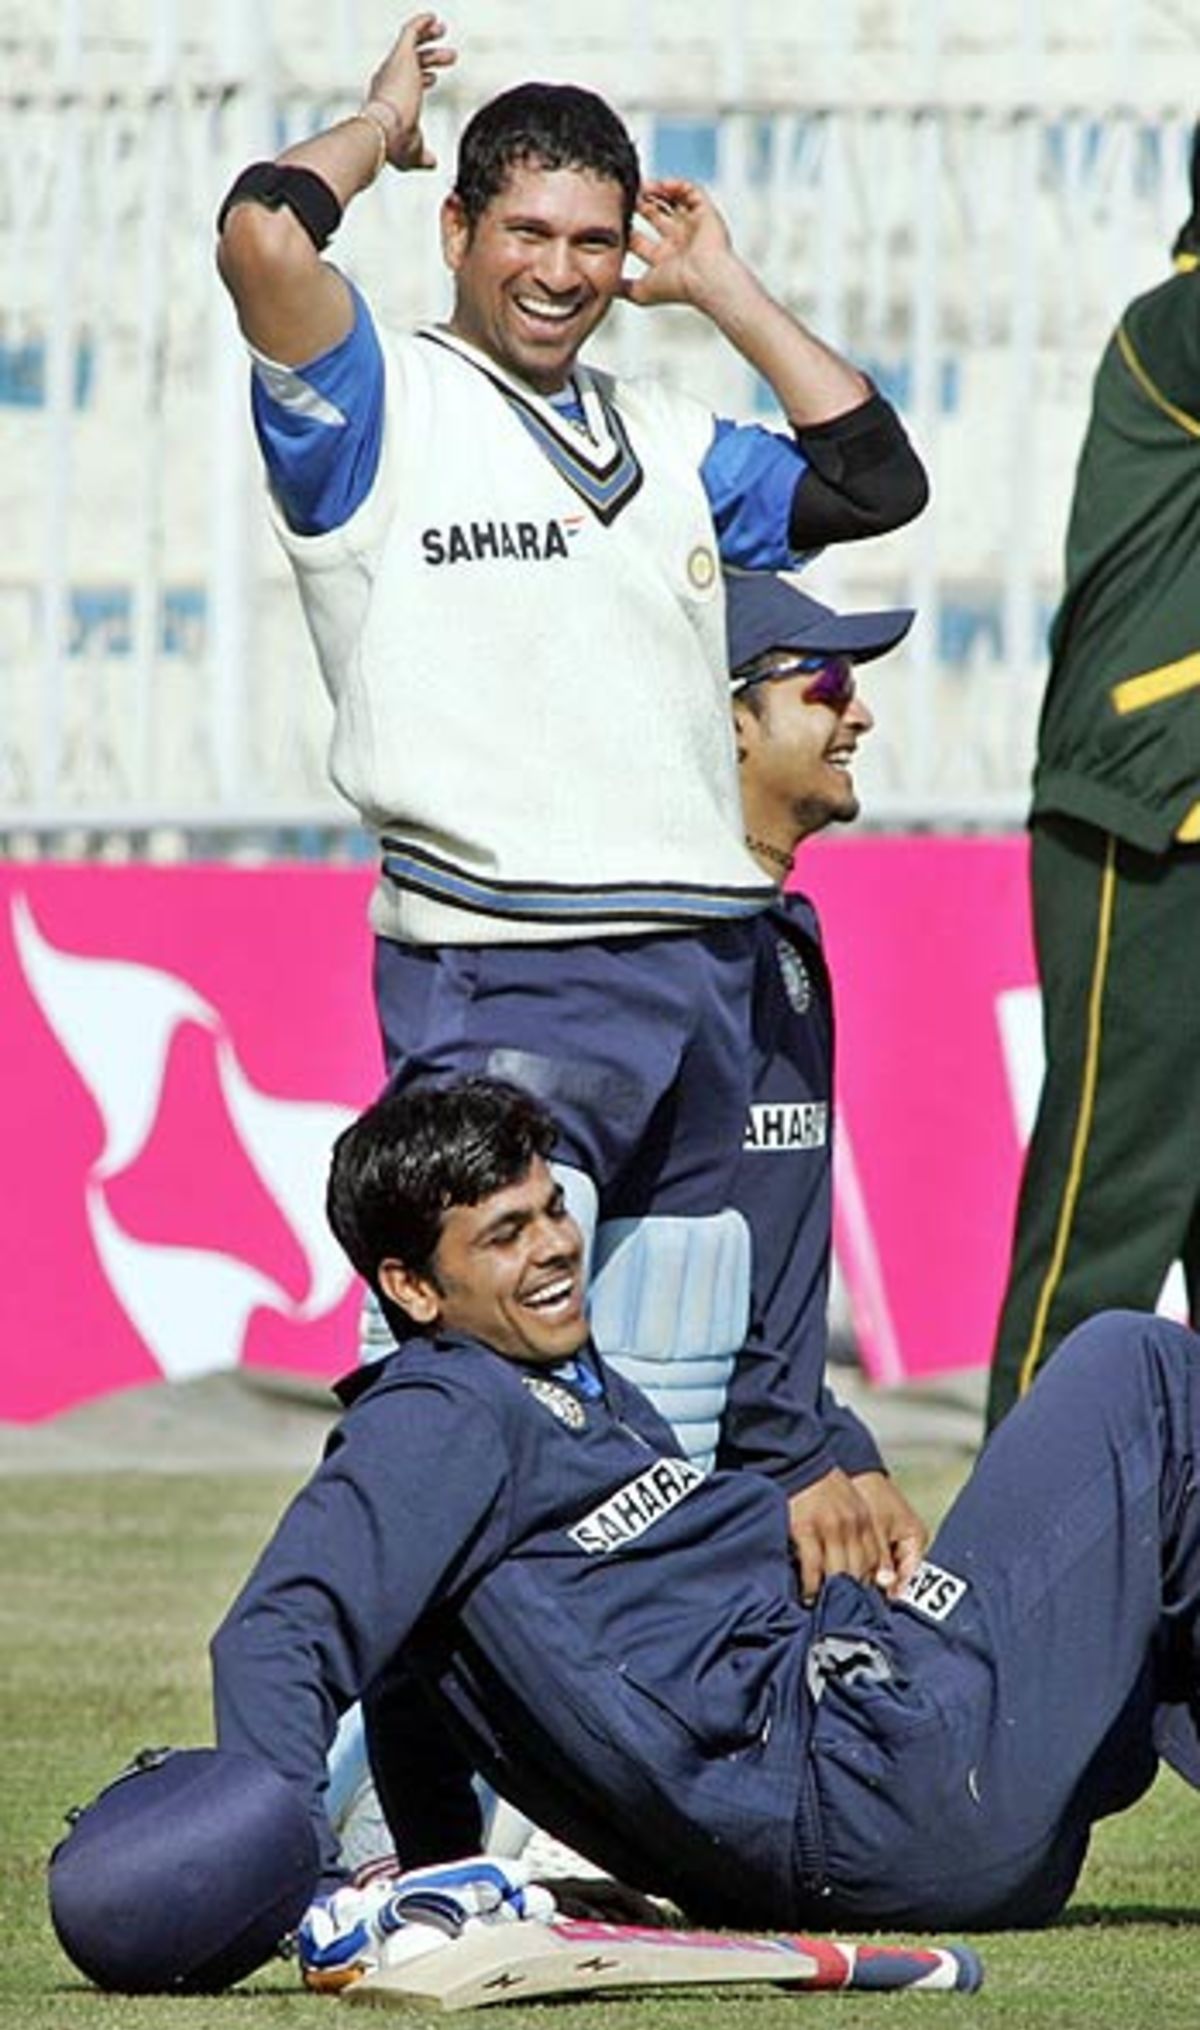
837, 1941, 984, 1993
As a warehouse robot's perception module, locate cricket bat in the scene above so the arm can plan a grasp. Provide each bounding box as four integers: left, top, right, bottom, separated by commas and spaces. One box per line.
341, 1916, 984, 2010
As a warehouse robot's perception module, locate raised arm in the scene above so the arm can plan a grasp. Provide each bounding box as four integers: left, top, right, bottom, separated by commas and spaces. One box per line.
624, 179, 928, 540
215, 11, 457, 364
624, 179, 866, 423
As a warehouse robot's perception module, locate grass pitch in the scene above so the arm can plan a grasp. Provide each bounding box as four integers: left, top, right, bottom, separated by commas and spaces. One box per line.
2, 1460, 1198, 2030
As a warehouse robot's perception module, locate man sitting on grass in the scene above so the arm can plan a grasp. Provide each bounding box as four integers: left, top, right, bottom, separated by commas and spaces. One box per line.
241, 1072, 1200, 1923
51, 1070, 1200, 1989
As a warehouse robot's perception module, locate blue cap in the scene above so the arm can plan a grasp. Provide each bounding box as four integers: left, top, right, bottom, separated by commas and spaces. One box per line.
725, 569, 914, 681
48, 1748, 319, 1993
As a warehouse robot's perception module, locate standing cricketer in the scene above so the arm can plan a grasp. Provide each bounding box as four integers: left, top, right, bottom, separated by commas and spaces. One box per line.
987, 125, 1200, 1427
214, 11, 928, 1432
217, 17, 927, 1862
715, 571, 925, 1598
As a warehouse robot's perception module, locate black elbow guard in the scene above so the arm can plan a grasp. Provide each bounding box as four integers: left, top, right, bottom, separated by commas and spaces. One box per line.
788, 392, 930, 547
217, 162, 343, 252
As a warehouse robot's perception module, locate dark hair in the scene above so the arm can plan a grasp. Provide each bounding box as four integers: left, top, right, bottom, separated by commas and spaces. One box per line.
326, 1076, 559, 1330
453, 82, 641, 231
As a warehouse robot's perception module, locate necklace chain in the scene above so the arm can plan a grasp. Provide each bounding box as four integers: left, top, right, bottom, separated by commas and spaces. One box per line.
745, 834, 793, 873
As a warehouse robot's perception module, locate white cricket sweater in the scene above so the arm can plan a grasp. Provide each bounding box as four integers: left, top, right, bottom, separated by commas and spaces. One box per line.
268, 319, 773, 944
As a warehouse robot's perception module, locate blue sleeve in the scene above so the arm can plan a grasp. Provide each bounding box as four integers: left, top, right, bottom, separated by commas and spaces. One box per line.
210, 1379, 506, 1887
717, 1330, 841, 1491
701, 418, 814, 571
715, 899, 864, 1492
717, 1342, 884, 1493
249, 281, 385, 536
819, 1382, 887, 1478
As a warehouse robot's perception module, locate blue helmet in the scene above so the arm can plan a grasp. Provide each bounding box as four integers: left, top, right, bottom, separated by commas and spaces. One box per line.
48, 1747, 319, 1993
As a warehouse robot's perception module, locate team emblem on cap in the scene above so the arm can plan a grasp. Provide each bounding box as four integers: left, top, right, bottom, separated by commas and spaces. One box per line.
686, 543, 716, 591
523, 1376, 587, 1430
776, 939, 811, 1014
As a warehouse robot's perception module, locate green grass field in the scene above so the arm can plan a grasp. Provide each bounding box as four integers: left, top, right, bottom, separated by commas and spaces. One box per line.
3, 1459, 1198, 2030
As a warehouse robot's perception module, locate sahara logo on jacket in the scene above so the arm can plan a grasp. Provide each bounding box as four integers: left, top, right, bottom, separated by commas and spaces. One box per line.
568, 1457, 705, 1554
744, 1101, 828, 1151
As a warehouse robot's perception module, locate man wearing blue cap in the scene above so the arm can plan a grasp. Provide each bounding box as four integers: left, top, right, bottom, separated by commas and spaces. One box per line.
707, 572, 923, 1601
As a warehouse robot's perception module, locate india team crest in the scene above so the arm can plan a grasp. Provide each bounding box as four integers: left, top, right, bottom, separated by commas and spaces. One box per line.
686, 543, 717, 590
523, 1376, 587, 1430
775, 938, 811, 1014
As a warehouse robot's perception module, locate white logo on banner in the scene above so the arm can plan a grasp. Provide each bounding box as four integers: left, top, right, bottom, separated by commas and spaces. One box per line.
11, 893, 356, 1382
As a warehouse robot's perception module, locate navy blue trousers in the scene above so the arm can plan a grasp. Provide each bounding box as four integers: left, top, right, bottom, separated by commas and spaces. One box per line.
373, 927, 758, 1213
810, 1310, 1200, 1928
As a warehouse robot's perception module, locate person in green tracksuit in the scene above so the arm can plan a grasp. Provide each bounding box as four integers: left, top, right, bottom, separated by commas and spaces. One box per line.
987, 129, 1200, 1432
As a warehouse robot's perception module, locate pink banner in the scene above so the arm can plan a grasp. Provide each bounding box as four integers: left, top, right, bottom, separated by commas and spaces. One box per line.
2, 868, 382, 1420
1, 849, 1037, 1420
800, 838, 1036, 1383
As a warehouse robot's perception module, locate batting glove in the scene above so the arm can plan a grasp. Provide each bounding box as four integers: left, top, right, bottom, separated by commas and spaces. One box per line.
297, 1855, 556, 1993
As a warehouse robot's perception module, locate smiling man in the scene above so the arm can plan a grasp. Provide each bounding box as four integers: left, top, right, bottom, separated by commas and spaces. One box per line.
375, 1149, 587, 1364
192, 1082, 1200, 1972
697, 571, 924, 1603
730, 571, 888, 850
590, 572, 926, 1606
57, 1081, 1200, 1992
438, 156, 626, 394
340, 1085, 591, 1373
214, 12, 927, 1235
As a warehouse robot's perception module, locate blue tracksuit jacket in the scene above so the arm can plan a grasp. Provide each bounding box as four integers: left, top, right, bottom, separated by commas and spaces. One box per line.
719, 892, 881, 1486
213, 1310, 1200, 1931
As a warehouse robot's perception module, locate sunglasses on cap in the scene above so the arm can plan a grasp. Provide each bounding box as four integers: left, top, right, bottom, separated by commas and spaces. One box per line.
731, 652, 857, 709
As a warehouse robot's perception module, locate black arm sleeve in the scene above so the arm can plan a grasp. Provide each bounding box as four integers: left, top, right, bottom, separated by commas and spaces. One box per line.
216, 161, 343, 251
789, 391, 930, 547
